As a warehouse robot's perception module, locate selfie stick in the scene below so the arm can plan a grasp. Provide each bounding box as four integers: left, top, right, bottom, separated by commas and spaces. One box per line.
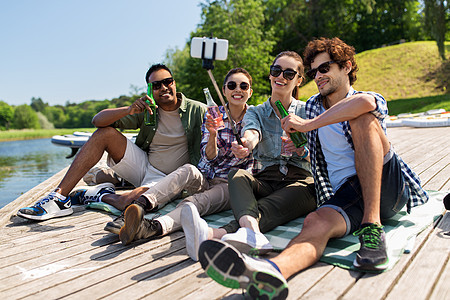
201, 40, 243, 145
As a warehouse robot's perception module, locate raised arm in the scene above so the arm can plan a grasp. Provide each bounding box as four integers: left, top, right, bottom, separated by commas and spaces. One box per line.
282, 93, 376, 133
92, 95, 155, 128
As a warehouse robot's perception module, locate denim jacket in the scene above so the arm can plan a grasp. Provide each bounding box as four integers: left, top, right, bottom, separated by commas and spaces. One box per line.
242, 98, 311, 174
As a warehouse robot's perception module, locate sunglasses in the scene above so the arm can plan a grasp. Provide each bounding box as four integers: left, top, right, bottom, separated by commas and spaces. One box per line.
226, 81, 250, 91
269, 66, 298, 80
306, 61, 337, 79
151, 77, 174, 90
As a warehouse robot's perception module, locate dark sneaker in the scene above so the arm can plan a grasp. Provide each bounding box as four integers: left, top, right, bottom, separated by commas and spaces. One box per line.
199, 239, 288, 300
17, 190, 73, 221
119, 204, 160, 245
68, 183, 115, 205
104, 213, 125, 234
353, 223, 389, 271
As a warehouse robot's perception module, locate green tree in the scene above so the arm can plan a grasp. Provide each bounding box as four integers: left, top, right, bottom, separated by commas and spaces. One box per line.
166, 0, 276, 105
44, 105, 67, 128
30, 97, 47, 112
266, 0, 425, 54
12, 104, 40, 129
0, 101, 14, 130
424, 0, 449, 60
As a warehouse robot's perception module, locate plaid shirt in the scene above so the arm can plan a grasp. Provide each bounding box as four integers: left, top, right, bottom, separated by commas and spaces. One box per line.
306, 88, 428, 212
197, 105, 259, 180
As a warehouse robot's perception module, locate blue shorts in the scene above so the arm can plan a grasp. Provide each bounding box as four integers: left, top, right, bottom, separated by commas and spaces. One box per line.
319, 148, 410, 236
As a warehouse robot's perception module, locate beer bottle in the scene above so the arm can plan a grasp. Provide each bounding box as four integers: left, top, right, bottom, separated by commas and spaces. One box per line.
275, 100, 307, 148
144, 82, 157, 126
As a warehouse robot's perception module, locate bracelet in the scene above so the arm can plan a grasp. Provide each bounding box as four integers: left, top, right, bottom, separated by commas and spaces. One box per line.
299, 147, 309, 159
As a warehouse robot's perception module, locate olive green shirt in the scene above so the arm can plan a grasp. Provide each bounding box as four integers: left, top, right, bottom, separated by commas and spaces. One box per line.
112, 93, 207, 166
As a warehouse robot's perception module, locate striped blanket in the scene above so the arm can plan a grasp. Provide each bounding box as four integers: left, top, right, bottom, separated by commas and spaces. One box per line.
87, 190, 447, 272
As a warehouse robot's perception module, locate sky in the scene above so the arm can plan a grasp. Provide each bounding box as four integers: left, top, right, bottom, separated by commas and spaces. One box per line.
0, 0, 203, 106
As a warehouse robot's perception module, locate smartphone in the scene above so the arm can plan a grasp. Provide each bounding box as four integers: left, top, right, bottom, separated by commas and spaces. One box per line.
190, 37, 228, 60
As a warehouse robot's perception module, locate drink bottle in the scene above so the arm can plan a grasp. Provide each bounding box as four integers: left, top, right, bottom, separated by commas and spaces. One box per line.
275, 100, 307, 148
280, 131, 293, 157
144, 83, 157, 126
203, 88, 225, 130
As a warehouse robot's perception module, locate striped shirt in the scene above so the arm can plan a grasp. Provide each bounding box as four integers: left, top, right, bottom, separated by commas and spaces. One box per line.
305, 88, 429, 212
197, 105, 259, 179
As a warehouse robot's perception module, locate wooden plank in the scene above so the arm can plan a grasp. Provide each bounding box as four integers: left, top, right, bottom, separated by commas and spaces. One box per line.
0, 232, 185, 298
22, 239, 188, 299
419, 154, 450, 190
429, 254, 450, 300
105, 259, 200, 299
296, 267, 362, 299
385, 213, 450, 300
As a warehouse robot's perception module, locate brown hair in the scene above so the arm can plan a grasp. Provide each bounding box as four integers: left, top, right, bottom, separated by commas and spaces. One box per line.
223, 67, 252, 87
271, 51, 304, 99
303, 37, 358, 85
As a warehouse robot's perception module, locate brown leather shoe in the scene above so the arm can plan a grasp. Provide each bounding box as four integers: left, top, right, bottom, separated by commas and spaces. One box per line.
119, 204, 159, 245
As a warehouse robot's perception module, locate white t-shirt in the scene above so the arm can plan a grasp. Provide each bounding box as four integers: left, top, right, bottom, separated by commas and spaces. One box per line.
148, 108, 189, 174
317, 105, 356, 192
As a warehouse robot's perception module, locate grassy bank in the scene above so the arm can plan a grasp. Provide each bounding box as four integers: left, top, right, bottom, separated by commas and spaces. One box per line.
0, 128, 96, 142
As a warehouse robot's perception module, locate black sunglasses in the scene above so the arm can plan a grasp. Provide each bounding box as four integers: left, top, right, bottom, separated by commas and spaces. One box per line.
269, 66, 298, 80
306, 61, 337, 79
151, 77, 174, 90
226, 81, 250, 91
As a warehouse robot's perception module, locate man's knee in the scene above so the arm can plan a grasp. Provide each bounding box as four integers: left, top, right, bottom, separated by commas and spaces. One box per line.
303, 208, 345, 237
349, 113, 379, 133
228, 168, 250, 181
181, 163, 202, 177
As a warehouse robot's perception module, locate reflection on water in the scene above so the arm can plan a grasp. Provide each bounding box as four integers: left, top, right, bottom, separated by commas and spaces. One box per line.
0, 139, 73, 208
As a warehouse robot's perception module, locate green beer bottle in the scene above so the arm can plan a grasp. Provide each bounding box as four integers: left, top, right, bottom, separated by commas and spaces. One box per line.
144, 82, 157, 126
275, 100, 307, 148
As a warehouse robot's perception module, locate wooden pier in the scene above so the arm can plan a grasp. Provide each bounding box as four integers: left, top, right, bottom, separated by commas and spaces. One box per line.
0, 126, 449, 299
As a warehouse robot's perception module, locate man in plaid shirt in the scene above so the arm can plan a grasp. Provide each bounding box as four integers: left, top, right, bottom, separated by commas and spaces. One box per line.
194, 38, 429, 300
278, 37, 428, 274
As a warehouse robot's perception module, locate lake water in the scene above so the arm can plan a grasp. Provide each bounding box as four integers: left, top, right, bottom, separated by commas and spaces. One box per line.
0, 138, 73, 209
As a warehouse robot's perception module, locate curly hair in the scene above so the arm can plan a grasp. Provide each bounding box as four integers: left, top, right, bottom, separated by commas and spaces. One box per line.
303, 37, 358, 85
271, 51, 305, 99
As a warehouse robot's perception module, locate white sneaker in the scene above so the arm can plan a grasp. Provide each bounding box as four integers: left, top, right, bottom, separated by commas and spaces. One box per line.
180, 202, 209, 261
17, 190, 73, 221
68, 182, 115, 205
221, 227, 273, 255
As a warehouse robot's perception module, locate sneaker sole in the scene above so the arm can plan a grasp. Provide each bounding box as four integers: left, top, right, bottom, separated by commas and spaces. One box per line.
17, 207, 73, 221
180, 203, 201, 261
199, 239, 288, 300
104, 223, 121, 235
224, 239, 273, 256
353, 257, 389, 271
119, 205, 143, 245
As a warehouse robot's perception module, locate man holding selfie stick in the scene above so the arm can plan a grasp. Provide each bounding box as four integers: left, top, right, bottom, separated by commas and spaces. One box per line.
17, 64, 206, 227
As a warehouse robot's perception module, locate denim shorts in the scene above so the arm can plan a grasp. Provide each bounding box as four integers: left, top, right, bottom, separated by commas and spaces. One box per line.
319, 148, 410, 236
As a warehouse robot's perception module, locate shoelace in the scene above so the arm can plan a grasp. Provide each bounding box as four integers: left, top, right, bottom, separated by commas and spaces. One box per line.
35, 192, 58, 206
353, 224, 383, 249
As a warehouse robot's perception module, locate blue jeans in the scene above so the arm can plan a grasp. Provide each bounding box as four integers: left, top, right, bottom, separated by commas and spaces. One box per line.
320, 150, 410, 236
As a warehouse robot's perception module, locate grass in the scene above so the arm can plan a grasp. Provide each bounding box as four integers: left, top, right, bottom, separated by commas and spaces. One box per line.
0, 128, 96, 142
299, 41, 450, 115
387, 94, 450, 116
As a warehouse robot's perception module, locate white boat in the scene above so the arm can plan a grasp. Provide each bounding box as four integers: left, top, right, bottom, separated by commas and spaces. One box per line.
51, 131, 137, 158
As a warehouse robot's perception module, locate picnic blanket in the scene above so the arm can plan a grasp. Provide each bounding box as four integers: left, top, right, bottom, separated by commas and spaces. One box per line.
87, 190, 447, 272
